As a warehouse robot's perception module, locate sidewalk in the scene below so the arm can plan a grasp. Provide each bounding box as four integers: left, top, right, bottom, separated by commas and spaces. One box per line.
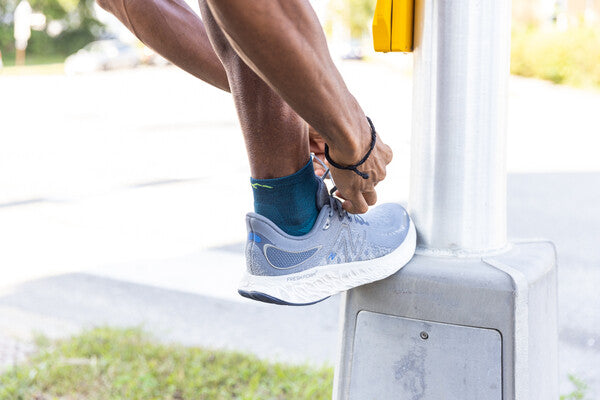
0, 60, 599, 395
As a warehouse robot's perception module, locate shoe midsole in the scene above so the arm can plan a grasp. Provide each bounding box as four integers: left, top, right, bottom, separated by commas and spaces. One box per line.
238, 219, 416, 303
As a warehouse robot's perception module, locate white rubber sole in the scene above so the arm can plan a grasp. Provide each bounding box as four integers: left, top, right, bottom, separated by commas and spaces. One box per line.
238, 219, 417, 305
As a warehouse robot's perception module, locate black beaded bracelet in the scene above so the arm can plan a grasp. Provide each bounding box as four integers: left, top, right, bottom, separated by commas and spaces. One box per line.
324, 116, 377, 179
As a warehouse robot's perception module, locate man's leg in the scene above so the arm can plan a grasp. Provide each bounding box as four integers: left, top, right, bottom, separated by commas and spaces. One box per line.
96, 0, 229, 92
97, 0, 392, 213
203, 0, 392, 214
98, 0, 416, 305
199, 1, 321, 236
96, 0, 330, 175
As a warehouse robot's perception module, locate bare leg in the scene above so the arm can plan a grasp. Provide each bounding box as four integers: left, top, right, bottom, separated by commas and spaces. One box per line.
96, 0, 323, 178
97, 0, 390, 212
203, 0, 393, 213
96, 0, 229, 92
198, 1, 309, 179
205, 0, 369, 159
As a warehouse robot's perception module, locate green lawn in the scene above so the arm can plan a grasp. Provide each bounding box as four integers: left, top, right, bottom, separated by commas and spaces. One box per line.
0, 327, 592, 399
0, 328, 334, 400
1, 53, 65, 67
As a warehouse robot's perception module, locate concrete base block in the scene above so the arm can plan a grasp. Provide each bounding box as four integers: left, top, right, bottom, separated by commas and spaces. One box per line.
333, 241, 558, 400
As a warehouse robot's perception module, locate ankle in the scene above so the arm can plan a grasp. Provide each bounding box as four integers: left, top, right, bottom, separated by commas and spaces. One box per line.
251, 160, 320, 236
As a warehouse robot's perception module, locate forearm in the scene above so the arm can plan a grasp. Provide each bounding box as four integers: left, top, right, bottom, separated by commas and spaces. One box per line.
97, 0, 230, 92
205, 0, 371, 163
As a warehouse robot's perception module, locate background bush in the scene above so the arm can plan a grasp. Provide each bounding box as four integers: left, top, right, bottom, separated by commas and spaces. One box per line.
511, 24, 600, 88
329, 0, 376, 40
0, 0, 103, 63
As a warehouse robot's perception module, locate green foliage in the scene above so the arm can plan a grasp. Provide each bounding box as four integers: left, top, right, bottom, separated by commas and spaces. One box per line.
0, 23, 14, 54
560, 375, 590, 400
0, 0, 104, 62
329, 0, 376, 39
0, 327, 334, 400
29, 0, 69, 20
511, 24, 600, 88
0, 327, 594, 400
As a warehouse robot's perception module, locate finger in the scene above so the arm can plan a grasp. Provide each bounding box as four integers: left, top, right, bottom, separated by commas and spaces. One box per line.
310, 140, 325, 154
343, 192, 369, 214
335, 190, 346, 199
313, 164, 326, 176
376, 142, 393, 165
384, 144, 393, 164
308, 125, 325, 144
371, 167, 386, 186
308, 129, 325, 153
363, 190, 377, 206
312, 153, 326, 164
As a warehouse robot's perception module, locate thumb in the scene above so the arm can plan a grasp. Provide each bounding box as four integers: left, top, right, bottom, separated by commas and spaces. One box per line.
343, 193, 369, 214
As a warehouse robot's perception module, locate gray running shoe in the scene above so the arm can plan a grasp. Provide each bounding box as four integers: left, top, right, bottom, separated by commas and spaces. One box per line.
239, 174, 416, 305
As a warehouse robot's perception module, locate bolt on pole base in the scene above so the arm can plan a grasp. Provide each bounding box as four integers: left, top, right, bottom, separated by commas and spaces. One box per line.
333, 241, 558, 400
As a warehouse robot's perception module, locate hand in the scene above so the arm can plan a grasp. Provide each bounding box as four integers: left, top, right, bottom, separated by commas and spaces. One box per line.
328, 130, 393, 214
308, 125, 328, 176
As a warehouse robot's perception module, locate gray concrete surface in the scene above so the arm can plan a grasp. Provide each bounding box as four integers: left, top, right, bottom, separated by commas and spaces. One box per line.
0, 61, 599, 397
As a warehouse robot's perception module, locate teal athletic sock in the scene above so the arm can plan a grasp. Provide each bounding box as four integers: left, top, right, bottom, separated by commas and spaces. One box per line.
250, 160, 319, 236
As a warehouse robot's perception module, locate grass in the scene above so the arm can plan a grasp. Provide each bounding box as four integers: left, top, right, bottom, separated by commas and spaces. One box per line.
0, 327, 334, 400
561, 374, 591, 400
0, 327, 593, 399
0, 53, 65, 67
511, 24, 600, 89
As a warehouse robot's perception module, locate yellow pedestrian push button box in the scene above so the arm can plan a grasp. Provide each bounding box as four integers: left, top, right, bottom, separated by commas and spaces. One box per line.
372, 0, 414, 52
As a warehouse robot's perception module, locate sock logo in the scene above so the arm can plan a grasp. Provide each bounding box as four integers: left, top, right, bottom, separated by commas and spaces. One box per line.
263, 244, 321, 270
251, 183, 273, 189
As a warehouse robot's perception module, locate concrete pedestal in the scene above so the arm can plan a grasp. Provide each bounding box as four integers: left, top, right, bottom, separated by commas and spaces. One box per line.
333, 241, 558, 400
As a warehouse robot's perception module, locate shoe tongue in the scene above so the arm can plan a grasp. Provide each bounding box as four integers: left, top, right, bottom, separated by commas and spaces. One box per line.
315, 178, 329, 211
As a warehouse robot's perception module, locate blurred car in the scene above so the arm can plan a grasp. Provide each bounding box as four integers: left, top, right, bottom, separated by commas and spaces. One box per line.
64, 40, 140, 74
341, 39, 365, 61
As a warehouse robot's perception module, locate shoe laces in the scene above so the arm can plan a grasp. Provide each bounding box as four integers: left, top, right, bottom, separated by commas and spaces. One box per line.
312, 153, 352, 222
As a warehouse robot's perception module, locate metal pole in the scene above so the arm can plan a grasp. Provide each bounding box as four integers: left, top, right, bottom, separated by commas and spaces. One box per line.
333, 1, 558, 398
410, 0, 510, 254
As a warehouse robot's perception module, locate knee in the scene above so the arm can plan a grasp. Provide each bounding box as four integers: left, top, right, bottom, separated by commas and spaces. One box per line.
211, 35, 238, 64
199, 1, 237, 61
96, 0, 141, 17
